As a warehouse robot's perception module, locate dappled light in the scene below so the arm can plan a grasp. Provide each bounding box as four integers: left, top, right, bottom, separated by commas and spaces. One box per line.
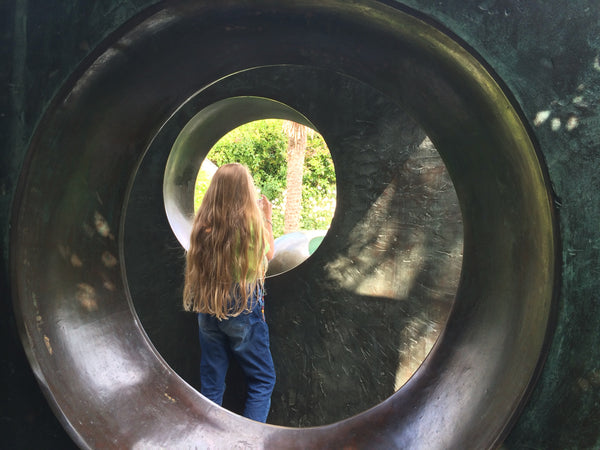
324, 137, 463, 389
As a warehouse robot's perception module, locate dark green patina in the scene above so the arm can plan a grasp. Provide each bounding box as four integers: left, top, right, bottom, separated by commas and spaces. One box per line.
1, 1, 599, 448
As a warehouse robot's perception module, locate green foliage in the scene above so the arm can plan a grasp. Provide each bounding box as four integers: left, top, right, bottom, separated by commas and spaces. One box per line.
195, 119, 336, 238
304, 133, 337, 188
209, 119, 287, 200
301, 133, 337, 230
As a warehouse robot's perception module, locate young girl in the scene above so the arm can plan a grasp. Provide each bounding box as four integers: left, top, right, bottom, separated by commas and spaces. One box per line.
183, 163, 276, 423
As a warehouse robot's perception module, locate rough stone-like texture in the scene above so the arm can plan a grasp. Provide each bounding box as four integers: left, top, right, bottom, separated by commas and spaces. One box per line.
2, 0, 599, 448
393, 2, 600, 448
123, 65, 461, 426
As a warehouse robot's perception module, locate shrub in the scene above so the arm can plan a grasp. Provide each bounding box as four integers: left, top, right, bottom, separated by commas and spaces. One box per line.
195, 119, 336, 238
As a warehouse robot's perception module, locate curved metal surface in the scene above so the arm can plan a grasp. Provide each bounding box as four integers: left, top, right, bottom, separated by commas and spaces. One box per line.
127, 62, 460, 427
9, 1, 557, 449
266, 230, 326, 276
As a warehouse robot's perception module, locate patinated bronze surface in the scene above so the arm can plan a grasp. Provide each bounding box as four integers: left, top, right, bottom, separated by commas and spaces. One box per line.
2, 1, 598, 449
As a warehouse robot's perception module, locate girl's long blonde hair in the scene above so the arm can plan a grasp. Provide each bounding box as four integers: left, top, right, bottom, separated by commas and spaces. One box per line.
183, 163, 267, 319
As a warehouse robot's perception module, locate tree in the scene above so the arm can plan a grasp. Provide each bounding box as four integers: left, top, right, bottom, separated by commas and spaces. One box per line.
199, 119, 335, 237
282, 121, 310, 234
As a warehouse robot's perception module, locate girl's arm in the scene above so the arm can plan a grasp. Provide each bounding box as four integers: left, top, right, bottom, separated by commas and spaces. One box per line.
259, 194, 275, 261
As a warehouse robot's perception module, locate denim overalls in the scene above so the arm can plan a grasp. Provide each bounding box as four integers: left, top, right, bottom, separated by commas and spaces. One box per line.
197, 288, 276, 422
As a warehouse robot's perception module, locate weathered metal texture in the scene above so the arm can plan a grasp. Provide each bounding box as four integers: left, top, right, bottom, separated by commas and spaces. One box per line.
127, 65, 461, 425
2, 0, 599, 449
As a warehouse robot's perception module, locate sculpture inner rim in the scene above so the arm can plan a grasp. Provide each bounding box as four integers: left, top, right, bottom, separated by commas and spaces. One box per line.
163, 96, 320, 255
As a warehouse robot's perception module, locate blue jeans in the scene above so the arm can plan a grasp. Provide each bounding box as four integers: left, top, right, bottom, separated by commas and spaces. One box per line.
197, 294, 276, 422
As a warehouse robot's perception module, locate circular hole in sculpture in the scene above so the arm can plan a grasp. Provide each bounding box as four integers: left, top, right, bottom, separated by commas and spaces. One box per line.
11, 0, 557, 444
164, 97, 337, 276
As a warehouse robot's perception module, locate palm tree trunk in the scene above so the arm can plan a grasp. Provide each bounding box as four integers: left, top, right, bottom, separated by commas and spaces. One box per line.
284, 122, 307, 234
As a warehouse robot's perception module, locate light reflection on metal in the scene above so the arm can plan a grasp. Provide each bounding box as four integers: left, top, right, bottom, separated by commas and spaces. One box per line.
10, 0, 557, 447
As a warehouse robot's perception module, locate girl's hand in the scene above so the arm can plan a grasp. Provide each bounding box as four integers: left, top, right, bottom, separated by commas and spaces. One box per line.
258, 194, 272, 220
259, 194, 275, 260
